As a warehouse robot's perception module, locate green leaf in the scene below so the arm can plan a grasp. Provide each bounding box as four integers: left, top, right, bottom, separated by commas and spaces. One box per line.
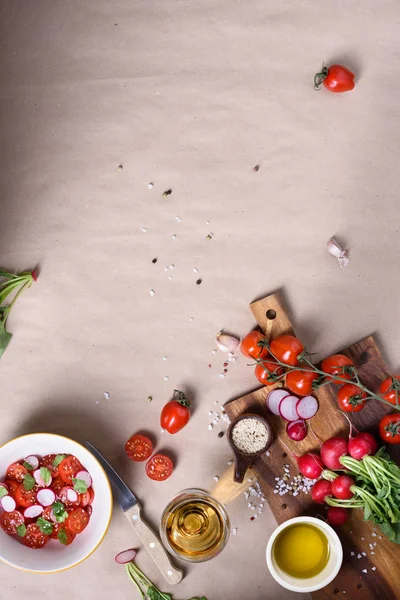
52, 501, 68, 523
0, 320, 12, 359
188, 597, 208, 600
72, 477, 88, 493
16, 524, 26, 537
40, 467, 52, 486
147, 586, 172, 600
23, 473, 36, 491
0, 485, 8, 498
58, 529, 69, 545
52, 454, 67, 467
23, 461, 35, 471
378, 521, 395, 541
36, 517, 53, 535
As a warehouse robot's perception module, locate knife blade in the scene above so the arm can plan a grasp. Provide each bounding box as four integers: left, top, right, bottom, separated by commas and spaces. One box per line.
85, 442, 183, 585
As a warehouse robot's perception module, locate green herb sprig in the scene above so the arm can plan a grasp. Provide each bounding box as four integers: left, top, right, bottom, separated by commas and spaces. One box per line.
125, 560, 206, 600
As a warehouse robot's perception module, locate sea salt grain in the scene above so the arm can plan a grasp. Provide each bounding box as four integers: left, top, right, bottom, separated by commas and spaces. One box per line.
104, 391, 110, 400
372, 567, 376, 571
233, 528, 237, 536
213, 476, 219, 482
149, 289, 155, 296
141, 226, 148, 233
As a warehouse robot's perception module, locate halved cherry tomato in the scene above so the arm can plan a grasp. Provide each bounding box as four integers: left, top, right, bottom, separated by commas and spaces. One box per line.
51, 523, 75, 545
254, 361, 284, 385
321, 354, 354, 384
0, 510, 25, 536
88, 487, 95, 504
15, 483, 37, 508
51, 475, 65, 495
79, 490, 91, 507
40, 454, 60, 477
58, 456, 83, 484
160, 390, 191, 434
379, 376, 400, 407
5, 479, 19, 497
316, 65, 355, 93
240, 331, 269, 360
6, 462, 28, 482
146, 454, 173, 481
270, 335, 304, 367
337, 384, 367, 413
125, 434, 153, 461
379, 414, 400, 445
22, 523, 49, 549
42, 506, 54, 521
286, 370, 319, 396
66, 507, 90, 534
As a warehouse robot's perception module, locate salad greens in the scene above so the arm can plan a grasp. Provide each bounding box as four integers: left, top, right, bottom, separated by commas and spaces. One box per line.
125, 561, 206, 600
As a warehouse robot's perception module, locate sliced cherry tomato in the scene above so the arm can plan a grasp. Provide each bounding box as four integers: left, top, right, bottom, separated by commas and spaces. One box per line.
15, 483, 37, 508
321, 354, 354, 384
125, 434, 153, 461
240, 331, 269, 360
379, 376, 400, 407
286, 370, 319, 396
22, 523, 49, 548
39, 454, 60, 476
50, 521, 60, 539
51, 475, 65, 495
66, 507, 90, 534
146, 454, 173, 481
254, 360, 284, 385
0, 510, 25, 536
379, 414, 400, 445
5, 479, 19, 497
316, 64, 355, 93
51, 523, 76, 545
160, 390, 191, 435
6, 462, 28, 482
88, 487, 95, 505
58, 455, 83, 484
42, 506, 54, 521
79, 490, 91, 507
337, 384, 367, 413
270, 335, 304, 367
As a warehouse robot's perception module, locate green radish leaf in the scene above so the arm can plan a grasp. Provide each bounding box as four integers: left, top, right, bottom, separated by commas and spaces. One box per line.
52, 501, 68, 523
36, 517, 53, 535
378, 521, 395, 541
147, 587, 172, 600
53, 454, 67, 467
16, 524, 26, 537
23, 473, 36, 491
40, 467, 51, 486
72, 477, 88, 493
58, 529, 69, 545
0, 320, 12, 359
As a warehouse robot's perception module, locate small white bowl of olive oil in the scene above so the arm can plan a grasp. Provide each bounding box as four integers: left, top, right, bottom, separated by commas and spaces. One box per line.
266, 517, 343, 593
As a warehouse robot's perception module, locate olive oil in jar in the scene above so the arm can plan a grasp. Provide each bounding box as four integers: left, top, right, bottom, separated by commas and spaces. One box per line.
164, 498, 226, 560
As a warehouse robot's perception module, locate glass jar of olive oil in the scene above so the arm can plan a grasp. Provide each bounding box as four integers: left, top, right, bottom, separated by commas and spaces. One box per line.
160, 489, 230, 562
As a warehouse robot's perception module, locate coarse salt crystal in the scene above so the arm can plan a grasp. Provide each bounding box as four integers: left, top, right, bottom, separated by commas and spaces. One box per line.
357, 554, 362, 559
193, 267, 198, 273
373, 542, 377, 546
149, 289, 155, 296
164, 376, 169, 381
361, 537, 365, 541
219, 373, 225, 378
104, 391, 110, 400
227, 459, 233, 465
372, 532, 377, 537
211, 349, 217, 355
213, 476, 219, 482
362, 569, 367, 574
148, 182, 154, 189
362, 552, 366, 557
372, 567, 376, 571
175, 216, 182, 222
208, 425, 213, 431
172, 234, 176, 240
233, 528, 237, 536
208, 411, 213, 416
371, 551, 375, 555
350, 552, 355, 556
141, 226, 148, 233
163, 356, 168, 361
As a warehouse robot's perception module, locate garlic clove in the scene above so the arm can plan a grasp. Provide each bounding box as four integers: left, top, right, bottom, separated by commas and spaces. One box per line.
215, 331, 240, 353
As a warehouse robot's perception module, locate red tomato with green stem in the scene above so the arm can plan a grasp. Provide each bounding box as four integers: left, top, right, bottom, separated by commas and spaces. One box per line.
314, 65, 355, 93
270, 335, 304, 367
240, 331, 269, 360
161, 390, 190, 434
379, 414, 400, 444
379, 376, 400, 406
321, 354, 354, 384
286, 370, 319, 396
254, 361, 285, 385
337, 384, 367, 413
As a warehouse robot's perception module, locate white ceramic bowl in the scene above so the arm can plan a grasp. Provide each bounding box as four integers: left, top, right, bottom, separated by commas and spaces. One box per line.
266, 516, 343, 593
0, 433, 112, 573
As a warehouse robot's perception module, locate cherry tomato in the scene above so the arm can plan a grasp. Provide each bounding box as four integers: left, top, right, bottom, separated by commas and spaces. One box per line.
270, 335, 304, 366
39, 454, 60, 477
125, 434, 153, 461
379, 376, 400, 406
146, 454, 173, 481
379, 414, 400, 445
337, 384, 367, 413
240, 331, 269, 359
315, 65, 355, 93
6, 462, 28, 482
5, 479, 19, 497
160, 390, 190, 434
22, 523, 49, 549
321, 354, 354, 384
286, 370, 318, 396
254, 361, 284, 385
15, 483, 37, 508
0, 510, 25, 536
58, 456, 83, 484
79, 490, 91, 507
51, 475, 65, 495
66, 507, 90, 534
88, 487, 95, 505
42, 506, 54, 521
53, 524, 76, 545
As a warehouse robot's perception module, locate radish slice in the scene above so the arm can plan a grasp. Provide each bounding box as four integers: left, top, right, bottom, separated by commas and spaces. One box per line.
66, 488, 78, 503
1, 495, 16, 512
24, 455, 39, 470
296, 396, 319, 419
75, 470, 92, 488
266, 389, 290, 415
279, 395, 300, 421
33, 469, 52, 487
24, 505, 43, 519
37, 488, 56, 507
287, 419, 307, 441
49, 509, 58, 523
114, 549, 137, 564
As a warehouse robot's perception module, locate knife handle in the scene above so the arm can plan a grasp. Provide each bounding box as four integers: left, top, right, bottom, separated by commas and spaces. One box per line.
125, 502, 183, 585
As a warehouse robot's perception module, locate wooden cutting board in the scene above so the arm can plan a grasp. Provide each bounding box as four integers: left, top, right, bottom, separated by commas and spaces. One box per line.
224, 292, 400, 600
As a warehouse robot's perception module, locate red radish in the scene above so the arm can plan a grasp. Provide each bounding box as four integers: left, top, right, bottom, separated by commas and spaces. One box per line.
24, 505, 44, 519
327, 506, 349, 526
66, 488, 79, 503
37, 488, 56, 507
311, 480, 332, 504
33, 468, 52, 487
49, 509, 58, 523
266, 389, 289, 415
75, 470, 92, 488
296, 396, 318, 419
1, 495, 16, 512
348, 432, 378, 460
286, 419, 307, 441
331, 475, 355, 500
321, 437, 348, 469
297, 453, 324, 479
114, 549, 137, 564
279, 395, 300, 421
24, 455, 39, 470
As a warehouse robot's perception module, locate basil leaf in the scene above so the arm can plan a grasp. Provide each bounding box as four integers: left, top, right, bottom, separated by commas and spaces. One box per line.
52, 501, 68, 523
72, 477, 88, 493
58, 529, 69, 545
40, 467, 51, 486
23, 473, 36, 491
0, 485, 8, 498
53, 454, 67, 467
16, 524, 26, 537
36, 517, 53, 535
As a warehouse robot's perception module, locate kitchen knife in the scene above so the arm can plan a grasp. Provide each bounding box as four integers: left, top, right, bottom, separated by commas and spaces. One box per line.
85, 442, 183, 585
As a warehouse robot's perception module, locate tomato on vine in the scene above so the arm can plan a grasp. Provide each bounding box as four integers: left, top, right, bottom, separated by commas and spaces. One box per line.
337, 383, 367, 413
321, 354, 354, 384
270, 335, 304, 367
314, 64, 355, 93
286, 370, 318, 396
379, 376, 400, 406
254, 361, 284, 385
379, 414, 400, 444
240, 331, 269, 360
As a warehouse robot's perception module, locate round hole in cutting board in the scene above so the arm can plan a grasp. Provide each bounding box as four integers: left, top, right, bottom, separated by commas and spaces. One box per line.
266, 309, 276, 320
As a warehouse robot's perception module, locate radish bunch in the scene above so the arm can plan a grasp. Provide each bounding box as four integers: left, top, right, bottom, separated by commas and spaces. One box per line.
266, 388, 319, 442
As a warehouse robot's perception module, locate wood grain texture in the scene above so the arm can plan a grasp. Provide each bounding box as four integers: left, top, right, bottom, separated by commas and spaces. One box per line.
224, 292, 400, 600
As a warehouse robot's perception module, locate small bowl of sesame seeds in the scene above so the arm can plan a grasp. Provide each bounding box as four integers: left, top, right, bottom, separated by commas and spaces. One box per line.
227, 413, 273, 483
